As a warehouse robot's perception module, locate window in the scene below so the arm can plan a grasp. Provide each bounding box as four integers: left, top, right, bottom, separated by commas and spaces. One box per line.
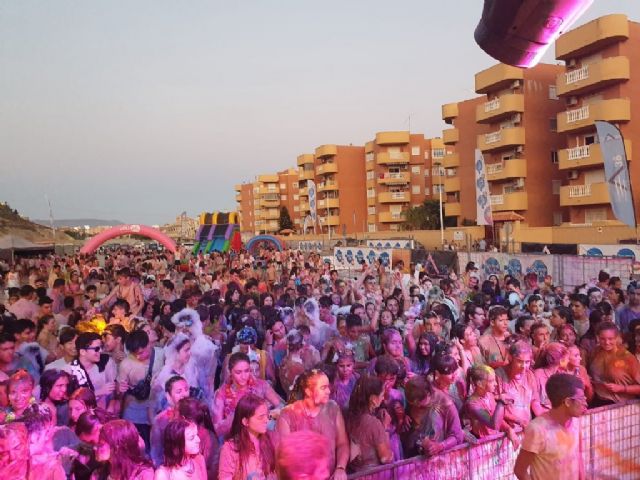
366, 152, 374, 162
293, 205, 299, 212
424, 150, 430, 160
368, 224, 377, 232
424, 187, 430, 195
424, 169, 429, 177
553, 212, 563, 226
552, 180, 561, 195
280, 183, 286, 189
366, 170, 375, 180
585, 208, 607, 224
412, 185, 421, 194
433, 185, 444, 194
411, 146, 421, 156
293, 194, 299, 201
584, 134, 597, 145
367, 188, 376, 198
368, 206, 376, 215
411, 166, 421, 174
292, 182, 298, 189
281, 195, 287, 200
548, 85, 558, 100
551, 151, 558, 164
549, 118, 557, 132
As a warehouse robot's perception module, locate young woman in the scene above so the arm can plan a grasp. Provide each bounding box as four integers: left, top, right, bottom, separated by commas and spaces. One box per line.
155, 419, 207, 480
218, 394, 277, 480
276, 369, 349, 480
533, 342, 568, 412
69, 387, 98, 426
39, 369, 72, 426
408, 332, 438, 376
3, 369, 36, 422
563, 345, 594, 403
37, 315, 60, 359
150, 376, 191, 467
345, 375, 393, 472
213, 352, 283, 439
451, 322, 484, 367
550, 306, 573, 339
430, 353, 467, 413
72, 413, 103, 480
92, 419, 154, 480
329, 351, 359, 413
464, 365, 518, 446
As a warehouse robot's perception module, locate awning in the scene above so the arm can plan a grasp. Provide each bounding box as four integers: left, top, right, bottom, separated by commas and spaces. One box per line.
492, 211, 525, 222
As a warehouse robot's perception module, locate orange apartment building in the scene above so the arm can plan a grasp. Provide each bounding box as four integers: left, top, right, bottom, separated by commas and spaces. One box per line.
365, 132, 445, 232
314, 144, 367, 235
441, 62, 566, 231
297, 153, 316, 228
235, 183, 256, 234
554, 13, 639, 226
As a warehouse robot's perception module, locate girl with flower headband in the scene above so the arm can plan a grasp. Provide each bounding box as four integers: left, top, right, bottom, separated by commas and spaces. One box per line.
213, 352, 283, 440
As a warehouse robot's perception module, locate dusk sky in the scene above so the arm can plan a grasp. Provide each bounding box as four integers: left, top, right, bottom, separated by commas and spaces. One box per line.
1, 1, 638, 225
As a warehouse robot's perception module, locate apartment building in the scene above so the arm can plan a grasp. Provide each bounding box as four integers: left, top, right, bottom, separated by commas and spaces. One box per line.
278, 168, 302, 230
442, 97, 491, 226
554, 13, 638, 226
365, 132, 444, 232
441, 62, 566, 229
297, 153, 316, 227
235, 183, 256, 234
314, 144, 367, 235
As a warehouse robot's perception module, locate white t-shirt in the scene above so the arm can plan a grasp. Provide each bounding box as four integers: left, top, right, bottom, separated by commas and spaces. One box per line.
521, 413, 581, 480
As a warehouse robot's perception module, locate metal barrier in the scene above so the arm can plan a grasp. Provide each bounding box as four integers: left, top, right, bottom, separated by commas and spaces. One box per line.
348, 401, 640, 480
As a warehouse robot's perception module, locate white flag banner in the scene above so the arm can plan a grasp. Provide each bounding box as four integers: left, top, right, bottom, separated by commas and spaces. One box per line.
307, 180, 317, 225
474, 149, 493, 226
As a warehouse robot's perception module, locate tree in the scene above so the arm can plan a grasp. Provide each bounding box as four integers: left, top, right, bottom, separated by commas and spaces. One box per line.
403, 199, 441, 230
279, 206, 294, 231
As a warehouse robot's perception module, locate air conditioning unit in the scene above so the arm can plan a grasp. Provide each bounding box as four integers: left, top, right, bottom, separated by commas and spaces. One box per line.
567, 96, 578, 106
568, 58, 577, 67
513, 113, 522, 124
568, 170, 579, 180
511, 80, 521, 89
516, 146, 524, 153
515, 178, 525, 188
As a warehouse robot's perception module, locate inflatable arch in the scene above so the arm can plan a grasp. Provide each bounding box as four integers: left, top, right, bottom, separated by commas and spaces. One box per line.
245, 235, 284, 254
80, 224, 177, 254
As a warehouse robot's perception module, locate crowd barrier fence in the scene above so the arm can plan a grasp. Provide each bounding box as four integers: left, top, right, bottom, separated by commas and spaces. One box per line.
348, 400, 640, 480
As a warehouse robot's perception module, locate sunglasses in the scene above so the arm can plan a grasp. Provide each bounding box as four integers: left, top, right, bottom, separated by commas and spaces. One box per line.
84, 346, 102, 352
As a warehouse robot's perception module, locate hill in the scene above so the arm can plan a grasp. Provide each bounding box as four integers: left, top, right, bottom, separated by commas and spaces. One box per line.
32, 218, 123, 228
0, 203, 74, 244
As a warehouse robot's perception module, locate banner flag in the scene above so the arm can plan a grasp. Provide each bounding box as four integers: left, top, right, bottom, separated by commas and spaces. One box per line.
307, 180, 317, 227
595, 121, 636, 228
474, 149, 493, 226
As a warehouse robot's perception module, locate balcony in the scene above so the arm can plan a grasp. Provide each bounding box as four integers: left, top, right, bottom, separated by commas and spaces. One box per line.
235, 194, 242, 202
557, 99, 631, 133
478, 127, 525, 152
556, 14, 629, 61
299, 169, 315, 181
377, 172, 410, 185
559, 140, 632, 170
325, 215, 340, 226
298, 187, 309, 197
234, 184, 242, 192
444, 177, 461, 193
367, 213, 377, 223
376, 151, 410, 165
442, 102, 459, 123
556, 56, 630, 96
315, 144, 337, 158
443, 153, 460, 168
443, 128, 459, 145
263, 223, 279, 232
475, 63, 524, 94
378, 191, 410, 203
476, 94, 524, 123
258, 186, 279, 195
490, 191, 528, 211
324, 198, 340, 209
258, 174, 279, 183
379, 211, 406, 223
486, 159, 527, 181
297, 154, 314, 166
445, 202, 461, 217
260, 199, 280, 208
318, 181, 339, 192
263, 209, 280, 220
375, 131, 410, 145
316, 162, 339, 175
560, 182, 610, 206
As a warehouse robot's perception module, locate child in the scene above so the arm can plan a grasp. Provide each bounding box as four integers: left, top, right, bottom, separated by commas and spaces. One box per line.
330, 351, 359, 413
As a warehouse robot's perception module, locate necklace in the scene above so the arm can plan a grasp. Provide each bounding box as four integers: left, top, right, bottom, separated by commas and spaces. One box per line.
491, 335, 506, 362
182, 458, 195, 476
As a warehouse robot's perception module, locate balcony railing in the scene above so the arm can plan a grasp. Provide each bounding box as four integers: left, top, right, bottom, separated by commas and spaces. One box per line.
566, 106, 590, 124
484, 98, 500, 112
567, 145, 591, 160
486, 163, 503, 175
569, 184, 592, 197
484, 131, 502, 144
566, 65, 589, 84
490, 195, 504, 205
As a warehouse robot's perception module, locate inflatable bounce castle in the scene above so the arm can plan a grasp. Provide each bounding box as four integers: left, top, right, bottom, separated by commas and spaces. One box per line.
192, 212, 240, 254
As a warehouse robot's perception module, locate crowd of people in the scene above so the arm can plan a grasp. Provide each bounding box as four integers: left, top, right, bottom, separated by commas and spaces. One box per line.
0, 245, 638, 480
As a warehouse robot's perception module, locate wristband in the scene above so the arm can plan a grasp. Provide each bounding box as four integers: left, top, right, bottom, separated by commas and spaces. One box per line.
336, 466, 346, 471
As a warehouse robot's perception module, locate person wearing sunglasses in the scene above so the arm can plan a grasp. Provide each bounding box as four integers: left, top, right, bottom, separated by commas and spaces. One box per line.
67, 332, 118, 411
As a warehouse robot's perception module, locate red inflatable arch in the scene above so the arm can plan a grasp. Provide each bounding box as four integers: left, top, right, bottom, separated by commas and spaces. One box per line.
80, 224, 177, 254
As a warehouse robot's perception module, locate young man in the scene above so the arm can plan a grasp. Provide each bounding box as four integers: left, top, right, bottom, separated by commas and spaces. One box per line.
48, 278, 66, 314
514, 373, 587, 480
589, 321, 640, 405
67, 332, 119, 409
618, 284, 640, 334
479, 306, 511, 369
569, 293, 590, 339
7, 285, 39, 321
0, 333, 18, 378
100, 267, 144, 316
45, 327, 78, 371
37, 296, 54, 320
102, 324, 128, 365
